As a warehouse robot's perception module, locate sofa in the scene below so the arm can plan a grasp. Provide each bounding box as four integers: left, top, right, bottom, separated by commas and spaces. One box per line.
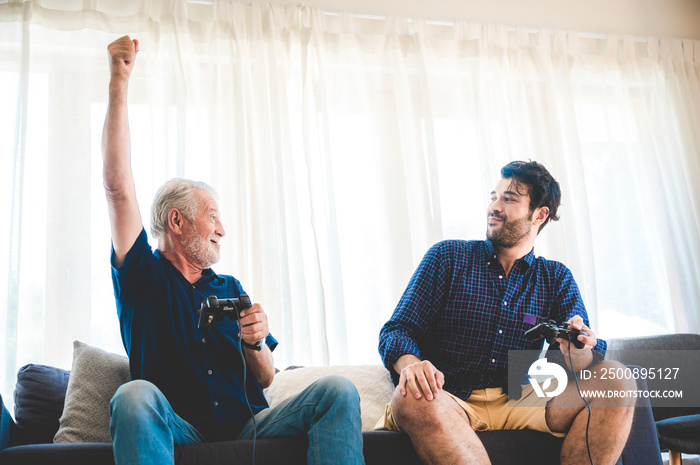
0, 340, 665, 465
608, 334, 700, 465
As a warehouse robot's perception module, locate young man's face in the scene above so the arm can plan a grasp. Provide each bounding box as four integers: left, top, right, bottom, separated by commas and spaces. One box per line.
486, 177, 536, 249
181, 190, 226, 269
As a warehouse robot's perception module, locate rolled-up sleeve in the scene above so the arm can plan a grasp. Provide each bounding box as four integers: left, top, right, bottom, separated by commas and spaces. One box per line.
549, 267, 607, 358
378, 242, 450, 380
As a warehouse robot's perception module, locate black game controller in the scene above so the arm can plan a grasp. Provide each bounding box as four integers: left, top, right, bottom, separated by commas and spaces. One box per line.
525, 319, 587, 349
197, 294, 252, 330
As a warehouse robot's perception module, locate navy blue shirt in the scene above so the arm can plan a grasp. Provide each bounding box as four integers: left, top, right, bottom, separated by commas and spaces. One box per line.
378, 239, 606, 400
111, 228, 278, 438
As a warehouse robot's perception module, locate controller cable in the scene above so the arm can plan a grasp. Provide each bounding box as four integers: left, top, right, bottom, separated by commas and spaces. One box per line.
566, 334, 594, 465
199, 296, 259, 465
232, 309, 258, 465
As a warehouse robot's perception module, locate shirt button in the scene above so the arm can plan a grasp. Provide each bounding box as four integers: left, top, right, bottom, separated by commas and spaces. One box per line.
503, 301, 508, 306
202, 338, 207, 344
491, 359, 496, 363
498, 329, 503, 334
213, 401, 219, 407
207, 370, 213, 375
499, 275, 503, 279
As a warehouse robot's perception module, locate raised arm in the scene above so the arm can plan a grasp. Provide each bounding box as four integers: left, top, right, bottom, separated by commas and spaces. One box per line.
102, 36, 143, 267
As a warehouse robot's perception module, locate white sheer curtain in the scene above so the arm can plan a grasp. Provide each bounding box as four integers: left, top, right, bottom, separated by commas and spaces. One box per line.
2, 0, 699, 406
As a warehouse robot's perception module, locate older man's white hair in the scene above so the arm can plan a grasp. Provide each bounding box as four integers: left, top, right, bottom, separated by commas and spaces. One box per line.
150, 178, 218, 240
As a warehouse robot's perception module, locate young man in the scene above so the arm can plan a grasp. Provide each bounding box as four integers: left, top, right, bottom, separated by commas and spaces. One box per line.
377, 161, 635, 465
103, 35, 364, 465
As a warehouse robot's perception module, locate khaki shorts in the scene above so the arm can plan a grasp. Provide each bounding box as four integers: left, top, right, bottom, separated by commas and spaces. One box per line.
375, 384, 565, 438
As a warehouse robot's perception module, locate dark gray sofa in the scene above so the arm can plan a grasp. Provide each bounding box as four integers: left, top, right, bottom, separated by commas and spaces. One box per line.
0, 403, 662, 465
608, 333, 700, 463
0, 337, 669, 465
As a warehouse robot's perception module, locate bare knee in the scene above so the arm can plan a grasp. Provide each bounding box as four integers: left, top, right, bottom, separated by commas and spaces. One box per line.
587, 360, 638, 408
391, 388, 490, 465
391, 386, 467, 432
546, 360, 636, 432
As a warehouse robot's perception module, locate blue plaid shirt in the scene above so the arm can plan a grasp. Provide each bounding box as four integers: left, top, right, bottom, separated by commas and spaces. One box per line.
378, 239, 606, 400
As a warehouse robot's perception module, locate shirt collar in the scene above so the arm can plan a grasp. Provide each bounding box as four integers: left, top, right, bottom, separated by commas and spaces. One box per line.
154, 249, 220, 285
484, 240, 535, 272
519, 248, 535, 270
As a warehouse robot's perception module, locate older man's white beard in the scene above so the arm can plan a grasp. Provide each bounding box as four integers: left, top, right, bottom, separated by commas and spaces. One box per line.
182, 230, 220, 269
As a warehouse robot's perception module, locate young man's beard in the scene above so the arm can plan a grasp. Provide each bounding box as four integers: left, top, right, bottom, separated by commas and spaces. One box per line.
486, 213, 533, 249
182, 225, 220, 269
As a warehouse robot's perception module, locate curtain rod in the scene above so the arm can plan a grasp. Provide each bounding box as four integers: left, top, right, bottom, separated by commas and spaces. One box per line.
185, 0, 653, 42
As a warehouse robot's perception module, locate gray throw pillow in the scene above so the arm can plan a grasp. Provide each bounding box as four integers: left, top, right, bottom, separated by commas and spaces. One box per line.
53, 341, 130, 443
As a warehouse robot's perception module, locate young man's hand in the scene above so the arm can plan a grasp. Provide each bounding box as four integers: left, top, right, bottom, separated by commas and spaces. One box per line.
557, 314, 597, 371
395, 355, 445, 401
556, 314, 597, 351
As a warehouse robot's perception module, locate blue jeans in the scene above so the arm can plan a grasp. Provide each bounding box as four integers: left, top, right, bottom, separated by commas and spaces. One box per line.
109, 375, 365, 465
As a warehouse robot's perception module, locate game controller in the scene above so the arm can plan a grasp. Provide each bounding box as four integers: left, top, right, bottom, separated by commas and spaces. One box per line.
197, 294, 252, 330
524, 319, 587, 349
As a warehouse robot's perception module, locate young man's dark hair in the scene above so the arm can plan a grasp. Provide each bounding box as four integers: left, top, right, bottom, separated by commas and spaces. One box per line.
501, 160, 561, 233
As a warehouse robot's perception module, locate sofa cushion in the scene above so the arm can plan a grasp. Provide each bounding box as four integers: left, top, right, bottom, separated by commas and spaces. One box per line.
53, 341, 130, 444
655, 414, 700, 454
0, 431, 559, 465
264, 365, 393, 431
176, 430, 562, 465
0, 442, 115, 465
13, 364, 70, 444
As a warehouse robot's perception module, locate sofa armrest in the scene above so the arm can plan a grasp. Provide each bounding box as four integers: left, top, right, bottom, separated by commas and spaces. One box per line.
1, 394, 18, 451
620, 368, 663, 464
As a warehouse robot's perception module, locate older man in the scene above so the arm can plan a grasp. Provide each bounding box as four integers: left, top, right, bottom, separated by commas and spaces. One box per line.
102, 35, 364, 465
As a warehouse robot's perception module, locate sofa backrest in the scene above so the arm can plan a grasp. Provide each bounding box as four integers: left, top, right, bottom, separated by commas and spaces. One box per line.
608, 334, 700, 422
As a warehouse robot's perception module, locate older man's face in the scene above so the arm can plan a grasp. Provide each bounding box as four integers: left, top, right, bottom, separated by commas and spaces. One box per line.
181, 190, 226, 269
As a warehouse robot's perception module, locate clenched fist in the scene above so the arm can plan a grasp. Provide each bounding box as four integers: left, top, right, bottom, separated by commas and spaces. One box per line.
107, 35, 139, 82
